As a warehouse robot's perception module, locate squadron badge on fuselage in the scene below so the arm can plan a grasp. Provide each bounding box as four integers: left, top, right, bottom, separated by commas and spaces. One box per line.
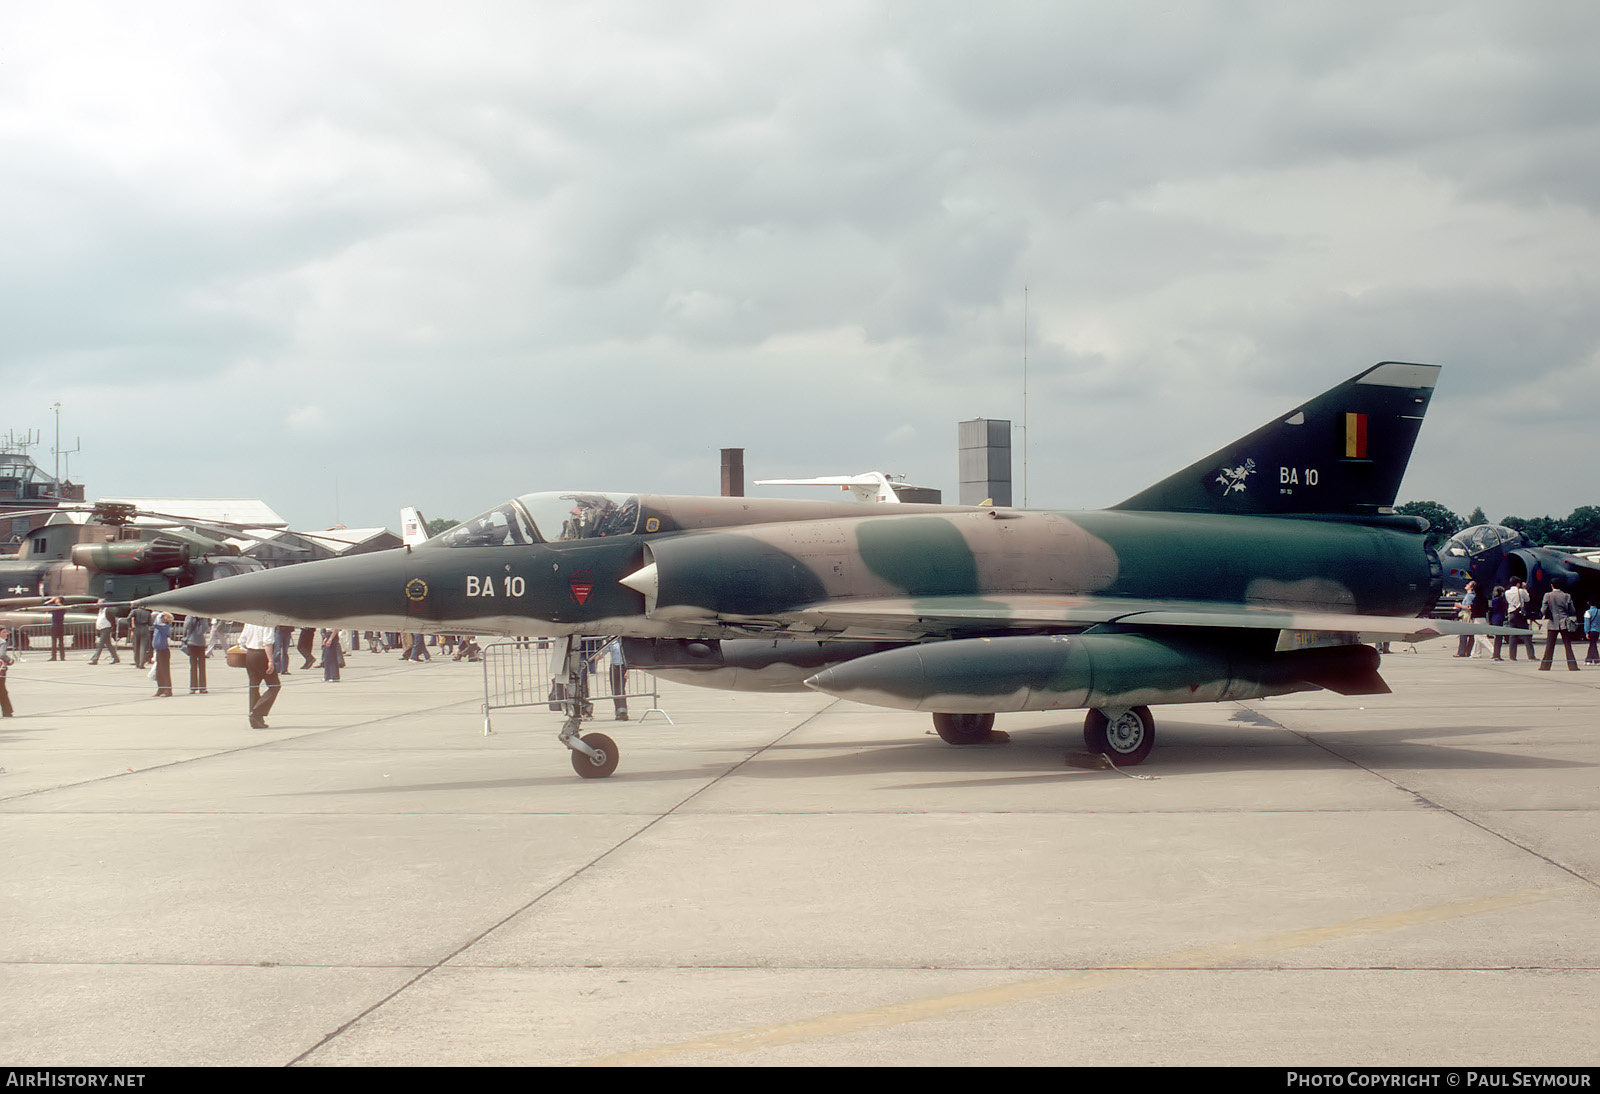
568, 570, 594, 605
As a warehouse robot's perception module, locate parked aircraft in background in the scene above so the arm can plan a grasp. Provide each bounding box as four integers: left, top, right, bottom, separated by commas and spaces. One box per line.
400, 507, 431, 548
145, 362, 1499, 779
754, 472, 938, 504
1441, 524, 1600, 610
1, 502, 265, 643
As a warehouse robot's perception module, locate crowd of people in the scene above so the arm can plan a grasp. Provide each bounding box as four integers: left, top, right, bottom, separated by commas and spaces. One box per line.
1453, 578, 1600, 669
233, 625, 486, 728
0, 610, 486, 728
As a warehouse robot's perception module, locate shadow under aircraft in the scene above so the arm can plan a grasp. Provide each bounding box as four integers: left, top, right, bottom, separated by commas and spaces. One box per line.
145, 361, 1508, 779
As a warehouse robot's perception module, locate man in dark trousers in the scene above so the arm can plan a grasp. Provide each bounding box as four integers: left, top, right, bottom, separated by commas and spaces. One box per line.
239, 623, 281, 728
183, 614, 210, 694
273, 625, 293, 675
1539, 585, 1581, 672
128, 604, 154, 669
1503, 578, 1538, 661
45, 598, 67, 661
593, 637, 629, 721
296, 627, 317, 670
0, 625, 14, 717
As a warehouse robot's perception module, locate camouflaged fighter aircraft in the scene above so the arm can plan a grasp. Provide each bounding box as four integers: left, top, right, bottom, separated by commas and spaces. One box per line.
1441, 523, 1600, 611
142, 361, 1498, 779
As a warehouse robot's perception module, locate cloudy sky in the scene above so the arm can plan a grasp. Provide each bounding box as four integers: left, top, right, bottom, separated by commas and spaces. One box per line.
5, 1, 1599, 533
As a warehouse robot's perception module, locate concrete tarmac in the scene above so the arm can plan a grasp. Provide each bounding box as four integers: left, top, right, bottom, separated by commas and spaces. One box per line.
2, 638, 1597, 1067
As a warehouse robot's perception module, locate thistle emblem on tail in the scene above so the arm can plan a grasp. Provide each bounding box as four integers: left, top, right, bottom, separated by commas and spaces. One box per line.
1215, 458, 1256, 497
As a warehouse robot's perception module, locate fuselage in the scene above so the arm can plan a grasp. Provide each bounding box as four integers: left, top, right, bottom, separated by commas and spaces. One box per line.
140, 491, 1439, 638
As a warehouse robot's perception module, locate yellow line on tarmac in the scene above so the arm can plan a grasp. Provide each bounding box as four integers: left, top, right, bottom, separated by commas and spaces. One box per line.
579, 885, 1577, 1066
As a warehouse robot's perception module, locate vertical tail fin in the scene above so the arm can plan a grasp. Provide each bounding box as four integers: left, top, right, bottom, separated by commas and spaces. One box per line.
400, 507, 430, 546
1112, 361, 1440, 516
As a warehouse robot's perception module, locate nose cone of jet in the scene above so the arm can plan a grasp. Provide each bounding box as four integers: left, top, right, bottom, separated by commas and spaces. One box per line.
141, 549, 417, 630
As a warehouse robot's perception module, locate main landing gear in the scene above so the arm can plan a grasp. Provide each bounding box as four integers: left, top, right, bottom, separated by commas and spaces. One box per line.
930, 712, 1009, 745
1082, 705, 1155, 765
931, 707, 1156, 764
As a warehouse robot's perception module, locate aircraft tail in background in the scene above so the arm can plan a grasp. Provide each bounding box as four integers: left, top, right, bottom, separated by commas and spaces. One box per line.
400, 507, 430, 546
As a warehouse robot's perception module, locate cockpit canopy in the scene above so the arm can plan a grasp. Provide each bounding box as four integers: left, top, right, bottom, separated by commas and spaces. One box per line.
1443, 523, 1532, 560
433, 492, 640, 547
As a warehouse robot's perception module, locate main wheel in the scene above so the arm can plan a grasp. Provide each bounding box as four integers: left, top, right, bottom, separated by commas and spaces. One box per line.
570, 732, 620, 779
1083, 706, 1155, 765
932, 712, 996, 745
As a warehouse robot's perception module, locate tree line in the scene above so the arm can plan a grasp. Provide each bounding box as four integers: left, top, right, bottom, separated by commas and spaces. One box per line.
1396, 502, 1600, 550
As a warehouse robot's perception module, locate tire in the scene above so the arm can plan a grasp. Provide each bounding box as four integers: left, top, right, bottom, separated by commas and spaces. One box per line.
1083, 706, 1155, 765
932, 712, 996, 745
570, 732, 620, 779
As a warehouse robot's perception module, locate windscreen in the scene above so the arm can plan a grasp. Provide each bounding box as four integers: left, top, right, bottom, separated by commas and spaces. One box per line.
517, 492, 640, 541
1456, 524, 1520, 557
435, 502, 537, 548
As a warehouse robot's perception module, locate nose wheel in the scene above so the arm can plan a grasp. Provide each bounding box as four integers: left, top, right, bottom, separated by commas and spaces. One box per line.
554, 636, 622, 779
569, 732, 620, 779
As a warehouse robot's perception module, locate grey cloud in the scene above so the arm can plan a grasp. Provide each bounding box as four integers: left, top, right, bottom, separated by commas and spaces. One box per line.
6, 1, 1600, 533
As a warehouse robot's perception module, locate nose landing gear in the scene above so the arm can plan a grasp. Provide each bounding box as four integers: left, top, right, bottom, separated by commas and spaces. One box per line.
553, 636, 621, 779
569, 732, 619, 778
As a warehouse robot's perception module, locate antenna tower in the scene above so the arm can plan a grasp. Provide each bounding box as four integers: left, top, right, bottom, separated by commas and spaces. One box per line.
1022, 285, 1029, 508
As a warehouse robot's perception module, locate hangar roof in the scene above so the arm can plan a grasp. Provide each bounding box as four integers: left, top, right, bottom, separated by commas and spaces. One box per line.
97, 498, 289, 529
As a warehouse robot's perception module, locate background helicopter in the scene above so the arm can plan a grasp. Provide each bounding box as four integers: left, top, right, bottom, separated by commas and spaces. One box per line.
1, 501, 273, 646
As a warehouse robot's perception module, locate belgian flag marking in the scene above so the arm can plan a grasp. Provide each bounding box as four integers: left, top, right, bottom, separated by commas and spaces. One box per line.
1344, 412, 1368, 458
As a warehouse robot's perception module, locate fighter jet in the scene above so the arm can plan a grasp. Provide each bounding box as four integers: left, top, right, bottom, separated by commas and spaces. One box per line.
144, 361, 1497, 778
1440, 523, 1600, 610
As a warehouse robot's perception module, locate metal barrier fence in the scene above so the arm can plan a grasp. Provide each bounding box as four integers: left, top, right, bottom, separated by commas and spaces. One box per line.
480, 637, 670, 735
9, 622, 98, 651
